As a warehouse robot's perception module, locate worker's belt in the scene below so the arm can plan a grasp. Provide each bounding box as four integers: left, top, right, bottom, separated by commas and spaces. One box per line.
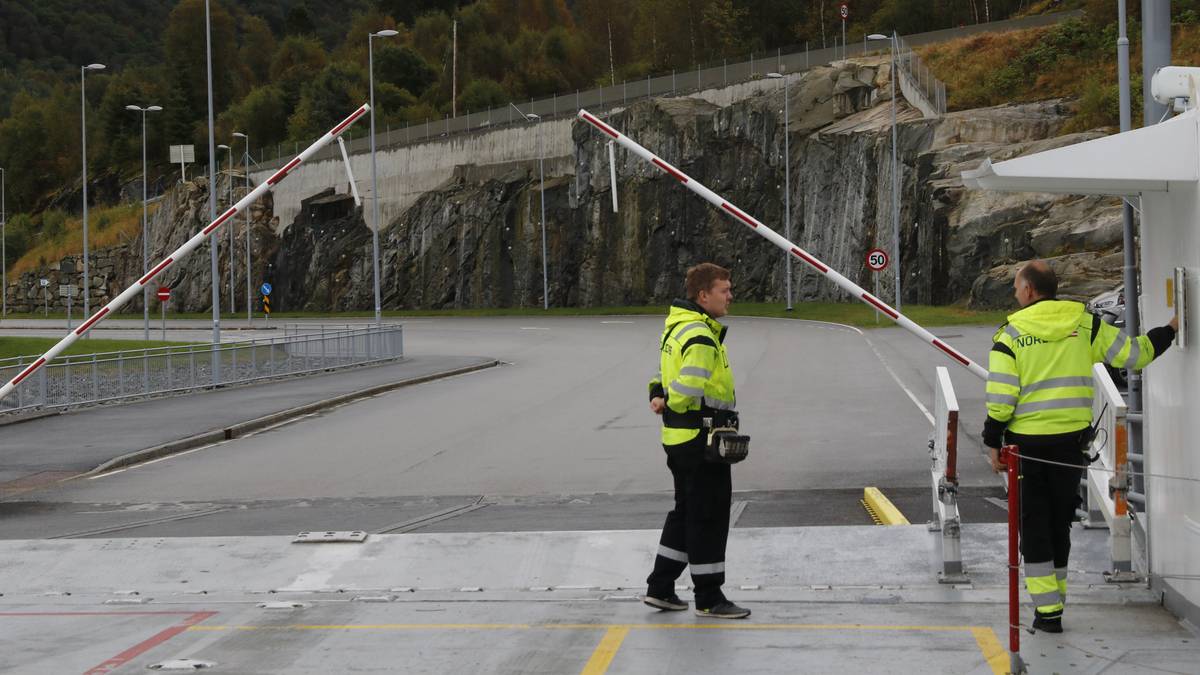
663, 408, 704, 429
703, 411, 749, 464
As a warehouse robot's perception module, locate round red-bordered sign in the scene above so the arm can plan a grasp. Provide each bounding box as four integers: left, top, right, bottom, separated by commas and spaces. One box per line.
866, 248, 889, 272
156, 287, 171, 302
839, 3, 850, 19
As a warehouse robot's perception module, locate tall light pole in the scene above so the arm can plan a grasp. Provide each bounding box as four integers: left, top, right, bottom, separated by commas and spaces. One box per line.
369, 29, 399, 325
126, 104, 162, 340
234, 131, 250, 324
521, 110, 548, 310
767, 73, 792, 310
869, 32, 900, 311
1, 166, 6, 320
204, 0, 220, 383
218, 143, 234, 313
80, 63, 106, 325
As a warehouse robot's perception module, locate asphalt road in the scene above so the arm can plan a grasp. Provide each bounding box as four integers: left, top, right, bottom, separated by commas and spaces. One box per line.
0, 316, 1006, 537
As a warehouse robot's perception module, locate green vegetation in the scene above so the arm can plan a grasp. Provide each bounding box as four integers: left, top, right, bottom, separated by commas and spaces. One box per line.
1, 1, 1068, 272
0, 337, 196, 361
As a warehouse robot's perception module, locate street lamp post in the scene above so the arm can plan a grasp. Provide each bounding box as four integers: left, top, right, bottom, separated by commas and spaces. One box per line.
125, 105, 162, 341
218, 143, 234, 313
234, 131, 250, 324
869, 33, 900, 311
204, 0, 221, 384
1, 166, 6, 320
80, 63, 106, 325
524, 112, 548, 310
767, 72, 792, 310
369, 29, 399, 325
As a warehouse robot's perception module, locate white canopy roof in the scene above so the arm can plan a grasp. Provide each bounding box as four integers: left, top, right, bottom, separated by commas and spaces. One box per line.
962, 109, 1199, 196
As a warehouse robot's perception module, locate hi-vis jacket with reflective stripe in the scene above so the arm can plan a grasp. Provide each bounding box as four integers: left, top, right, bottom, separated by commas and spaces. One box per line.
986, 300, 1158, 438
648, 300, 736, 446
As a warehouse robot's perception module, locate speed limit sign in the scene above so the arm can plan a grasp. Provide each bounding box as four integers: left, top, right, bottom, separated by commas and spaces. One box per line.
866, 248, 889, 272
839, 3, 849, 19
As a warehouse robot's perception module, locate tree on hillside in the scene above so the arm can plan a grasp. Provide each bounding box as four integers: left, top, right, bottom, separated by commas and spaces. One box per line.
163, 0, 237, 131
239, 15, 278, 87
287, 62, 367, 141
269, 35, 328, 109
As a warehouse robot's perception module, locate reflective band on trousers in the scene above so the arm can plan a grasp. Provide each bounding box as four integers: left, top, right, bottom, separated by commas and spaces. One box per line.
1025, 561, 1055, 577
679, 366, 712, 379
1030, 590, 1062, 608
670, 380, 704, 398
1022, 376, 1092, 393
988, 372, 1020, 387
657, 545, 688, 563
1013, 397, 1093, 416
986, 393, 1018, 406
689, 561, 725, 575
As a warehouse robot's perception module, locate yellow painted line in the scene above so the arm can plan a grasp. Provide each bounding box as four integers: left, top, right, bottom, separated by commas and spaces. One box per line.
970, 627, 1009, 675
863, 487, 910, 525
579, 626, 629, 675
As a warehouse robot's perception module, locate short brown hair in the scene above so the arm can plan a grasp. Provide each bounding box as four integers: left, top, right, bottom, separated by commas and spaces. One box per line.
686, 263, 731, 300
1017, 260, 1057, 299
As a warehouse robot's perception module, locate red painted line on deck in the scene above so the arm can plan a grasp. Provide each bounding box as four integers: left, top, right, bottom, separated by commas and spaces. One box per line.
83, 611, 217, 675
861, 293, 899, 319
138, 258, 174, 286
652, 158, 688, 183
933, 339, 971, 366
720, 202, 759, 229
582, 112, 619, 139
791, 247, 829, 274
10, 358, 45, 386
75, 307, 112, 335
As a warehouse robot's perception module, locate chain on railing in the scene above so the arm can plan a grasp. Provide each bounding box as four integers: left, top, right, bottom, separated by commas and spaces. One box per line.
0, 324, 404, 416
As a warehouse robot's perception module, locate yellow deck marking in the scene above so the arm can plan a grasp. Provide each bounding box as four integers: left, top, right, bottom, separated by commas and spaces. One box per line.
863, 486, 911, 525
579, 626, 629, 675
970, 627, 1009, 675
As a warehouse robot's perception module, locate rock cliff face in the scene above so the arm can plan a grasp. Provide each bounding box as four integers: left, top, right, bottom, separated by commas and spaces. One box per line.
6, 60, 1127, 314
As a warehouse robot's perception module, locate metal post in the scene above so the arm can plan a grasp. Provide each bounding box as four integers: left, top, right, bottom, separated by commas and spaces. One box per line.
236, 132, 251, 325
369, 32, 386, 325
227, 147, 235, 313
1, 166, 5, 320
1003, 445, 1027, 674
81, 64, 104, 326
782, 75, 792, 310
205, 0, 221, 384
1142, 0, 1171, 125
140, 109, 149, 340
538, 120, 548, 310
162, 299, 167, 341
890, 33, 901, 312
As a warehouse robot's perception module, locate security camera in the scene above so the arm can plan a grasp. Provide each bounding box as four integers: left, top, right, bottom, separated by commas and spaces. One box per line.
1150, 66, 1200, 107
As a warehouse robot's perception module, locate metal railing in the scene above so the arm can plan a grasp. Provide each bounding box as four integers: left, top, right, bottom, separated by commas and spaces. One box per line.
895, 34, 948, 116
927, 366, 966, 582
254, 12, 1081, 170
1080, 362, 1140, 580
0, 324, 404, 416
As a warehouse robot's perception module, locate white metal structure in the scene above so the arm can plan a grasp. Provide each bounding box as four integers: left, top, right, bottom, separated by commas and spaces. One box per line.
963, 69, 1199, 625
1082, 363, 1137, 579
577, 109, 987, 379
927, 366, 966, 582
0, 105, 372, 404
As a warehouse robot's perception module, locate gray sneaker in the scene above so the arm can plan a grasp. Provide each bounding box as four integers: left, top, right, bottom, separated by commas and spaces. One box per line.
694, 600, 750, 619
643, 593, 688, 611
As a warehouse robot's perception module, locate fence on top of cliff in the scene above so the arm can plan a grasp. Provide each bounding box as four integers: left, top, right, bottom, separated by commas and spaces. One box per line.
254, 10, 1080, 170
895, 34, 947, 117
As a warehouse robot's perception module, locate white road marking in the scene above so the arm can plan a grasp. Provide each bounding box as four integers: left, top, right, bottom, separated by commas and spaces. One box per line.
824, 322, 935, 426
87, 443, 220, 479
520, 327, 550, 330
600, 320, 634, 324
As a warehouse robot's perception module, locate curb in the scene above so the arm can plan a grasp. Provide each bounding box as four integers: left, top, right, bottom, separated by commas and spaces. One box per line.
85, 359, 502, 476
863, 487, 911, 526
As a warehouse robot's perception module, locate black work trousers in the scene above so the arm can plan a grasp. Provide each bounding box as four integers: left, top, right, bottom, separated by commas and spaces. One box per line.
646, 437, 732, 609
1011, 431, 1086, 570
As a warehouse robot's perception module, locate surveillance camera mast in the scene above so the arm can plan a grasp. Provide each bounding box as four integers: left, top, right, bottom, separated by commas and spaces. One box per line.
577, 108, 988, 380
0, 104, 373, 403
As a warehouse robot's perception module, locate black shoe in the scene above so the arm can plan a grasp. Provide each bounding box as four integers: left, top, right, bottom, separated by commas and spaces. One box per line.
643, 592, 688, 611
1032, 612, 1063, 633
694, 600, 751, 619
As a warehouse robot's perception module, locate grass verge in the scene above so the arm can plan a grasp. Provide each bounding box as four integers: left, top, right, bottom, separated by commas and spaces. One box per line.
0, 337, 196, 361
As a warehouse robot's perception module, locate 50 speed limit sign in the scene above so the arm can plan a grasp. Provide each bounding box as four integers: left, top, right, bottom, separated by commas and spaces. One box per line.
866, 248, 889, 272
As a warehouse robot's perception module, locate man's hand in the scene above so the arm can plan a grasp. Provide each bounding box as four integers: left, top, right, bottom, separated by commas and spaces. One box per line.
1170, 315, 1180, 332
987, 446, 1005, 473
649, 397, 665, 415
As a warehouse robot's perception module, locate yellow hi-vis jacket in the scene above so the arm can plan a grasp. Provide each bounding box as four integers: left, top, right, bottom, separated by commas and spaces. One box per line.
986, 300, 1157, 438
648, 300, 736, 446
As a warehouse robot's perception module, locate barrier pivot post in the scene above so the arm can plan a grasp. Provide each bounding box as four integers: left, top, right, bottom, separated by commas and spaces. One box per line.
1002, 444, 1027, 674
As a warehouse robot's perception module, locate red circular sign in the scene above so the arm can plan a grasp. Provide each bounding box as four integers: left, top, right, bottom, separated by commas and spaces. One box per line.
839, 3, 849, 19
866, 248, 889, 272
156, 287, 171, 302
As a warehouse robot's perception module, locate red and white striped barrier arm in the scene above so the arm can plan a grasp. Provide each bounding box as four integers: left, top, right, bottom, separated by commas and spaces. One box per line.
0, 104, 372, 403
577, 109, 988, 380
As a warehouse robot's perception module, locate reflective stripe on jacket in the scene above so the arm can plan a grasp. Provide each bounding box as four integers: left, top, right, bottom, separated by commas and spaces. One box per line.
648, 300, 736, 446
986, 300, 1156, 436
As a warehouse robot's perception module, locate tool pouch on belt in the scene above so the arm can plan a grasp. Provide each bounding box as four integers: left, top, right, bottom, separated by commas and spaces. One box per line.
703, 411, 750, 464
